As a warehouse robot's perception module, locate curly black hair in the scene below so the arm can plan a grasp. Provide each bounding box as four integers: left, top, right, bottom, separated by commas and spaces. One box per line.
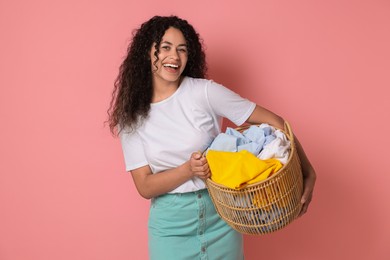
107, 15, 207, 135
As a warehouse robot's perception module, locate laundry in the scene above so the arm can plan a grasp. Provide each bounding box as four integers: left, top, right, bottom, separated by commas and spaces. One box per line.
206, 124, 295, 232
207, 123, 290, 163
206, 150, 283, 190
207, 133, 239, 152
258, 129, 291, 164
230, 191, 288, 232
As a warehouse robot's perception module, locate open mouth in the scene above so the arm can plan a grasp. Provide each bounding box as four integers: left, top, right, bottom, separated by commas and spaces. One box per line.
163, 63, 180, 70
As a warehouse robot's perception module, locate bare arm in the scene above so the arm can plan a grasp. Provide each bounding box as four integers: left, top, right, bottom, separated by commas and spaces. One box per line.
246, 105, 316, 216
130, 152, 210, 199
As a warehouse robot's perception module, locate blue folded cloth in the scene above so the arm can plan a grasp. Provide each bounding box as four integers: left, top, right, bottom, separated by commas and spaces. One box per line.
243, 125, 266, 147
207, 123, 283, 157
237, 142, 262, 155
208, 133, 238, 152
225, 127, 249, 146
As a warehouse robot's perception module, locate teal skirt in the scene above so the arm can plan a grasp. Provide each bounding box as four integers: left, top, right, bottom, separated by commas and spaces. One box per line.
148, 189, 244, 260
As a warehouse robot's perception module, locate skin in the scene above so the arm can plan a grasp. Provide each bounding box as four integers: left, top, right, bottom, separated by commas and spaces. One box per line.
150, 27, 188, 103
130, 27, 316, 217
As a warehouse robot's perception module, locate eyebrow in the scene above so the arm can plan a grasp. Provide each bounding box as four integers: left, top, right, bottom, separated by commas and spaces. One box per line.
161, 41, 187, 47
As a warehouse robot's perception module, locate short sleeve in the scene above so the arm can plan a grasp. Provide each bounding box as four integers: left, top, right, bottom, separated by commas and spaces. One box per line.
120, 130, 149, 171
206, 81, 256, 126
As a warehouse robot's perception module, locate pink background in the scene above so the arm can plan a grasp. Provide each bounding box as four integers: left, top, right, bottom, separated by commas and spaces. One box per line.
1, 0, 389, 259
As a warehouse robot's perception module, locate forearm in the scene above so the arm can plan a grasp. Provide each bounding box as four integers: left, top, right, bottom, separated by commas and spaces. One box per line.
246, 105, 285, 129
131, 162, 193, 199
294, 136, 316, 178
131, 152, 209, 199
246, 105, 314, 171
246, 104, 316, 214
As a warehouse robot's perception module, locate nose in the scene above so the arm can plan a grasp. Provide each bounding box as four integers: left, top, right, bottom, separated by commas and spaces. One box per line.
169, 49, 180, 60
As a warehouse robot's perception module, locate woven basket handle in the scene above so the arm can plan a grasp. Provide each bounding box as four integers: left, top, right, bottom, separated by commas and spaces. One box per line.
284, 121, 295, 149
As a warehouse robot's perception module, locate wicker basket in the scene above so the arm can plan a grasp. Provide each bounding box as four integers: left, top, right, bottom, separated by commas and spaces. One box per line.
206, 121, 303, 235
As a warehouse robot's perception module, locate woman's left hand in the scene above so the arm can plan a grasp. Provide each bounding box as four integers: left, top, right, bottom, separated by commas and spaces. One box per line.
299, 167, 316, 217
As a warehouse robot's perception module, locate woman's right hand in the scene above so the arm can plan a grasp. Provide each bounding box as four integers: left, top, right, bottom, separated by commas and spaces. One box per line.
189, 152, 210, 180
130, 152, 211, 199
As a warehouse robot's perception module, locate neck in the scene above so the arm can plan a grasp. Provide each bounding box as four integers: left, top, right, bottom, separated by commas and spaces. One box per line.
152, 77, 183, 103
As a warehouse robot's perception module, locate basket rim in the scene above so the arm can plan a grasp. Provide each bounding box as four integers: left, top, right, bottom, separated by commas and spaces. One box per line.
206, 121, 297, 189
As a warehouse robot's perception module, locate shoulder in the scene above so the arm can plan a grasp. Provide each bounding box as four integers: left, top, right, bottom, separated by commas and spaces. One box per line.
181, 77, 223, 96
178, 77, 208, 98
174, 77, 214, 110
182, 76, 213, 88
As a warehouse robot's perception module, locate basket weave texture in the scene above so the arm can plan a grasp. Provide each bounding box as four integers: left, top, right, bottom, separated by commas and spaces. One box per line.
206, 122, 303, 235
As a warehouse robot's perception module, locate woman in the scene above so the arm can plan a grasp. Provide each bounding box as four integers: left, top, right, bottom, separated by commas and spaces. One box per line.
108, 15, 316, 260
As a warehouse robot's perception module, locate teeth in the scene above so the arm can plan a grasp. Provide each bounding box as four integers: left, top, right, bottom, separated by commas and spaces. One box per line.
163, 64, 179, 68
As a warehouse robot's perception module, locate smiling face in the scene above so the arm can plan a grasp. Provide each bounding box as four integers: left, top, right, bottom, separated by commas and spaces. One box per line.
150, 27, 188, 87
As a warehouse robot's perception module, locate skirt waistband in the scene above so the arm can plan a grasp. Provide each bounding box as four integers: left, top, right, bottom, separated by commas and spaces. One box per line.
158, 188, 209, 199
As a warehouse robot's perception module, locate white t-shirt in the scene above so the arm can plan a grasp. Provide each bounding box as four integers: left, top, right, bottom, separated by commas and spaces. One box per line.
120, 77, 256, 193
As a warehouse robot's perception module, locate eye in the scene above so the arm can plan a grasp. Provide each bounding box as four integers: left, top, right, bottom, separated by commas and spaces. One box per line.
161, 45, 170, 51
178, 48, 187, 53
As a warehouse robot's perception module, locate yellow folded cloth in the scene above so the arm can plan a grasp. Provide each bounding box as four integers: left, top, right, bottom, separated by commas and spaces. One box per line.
206, 150, 283, 190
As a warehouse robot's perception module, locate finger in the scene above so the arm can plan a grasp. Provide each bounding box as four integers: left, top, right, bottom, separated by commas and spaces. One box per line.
298, 203, 308, 217
191, 160, 207, 169
197, 158, 209, 166
301, 189, 311, 204
299, 192, 312, 217
191, 152, 202, 160
197, 171, 211, 180
193, 166, 210, 176
197, 160, 209, 169
301, 176, 315, 203
192, 164, 209, 172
